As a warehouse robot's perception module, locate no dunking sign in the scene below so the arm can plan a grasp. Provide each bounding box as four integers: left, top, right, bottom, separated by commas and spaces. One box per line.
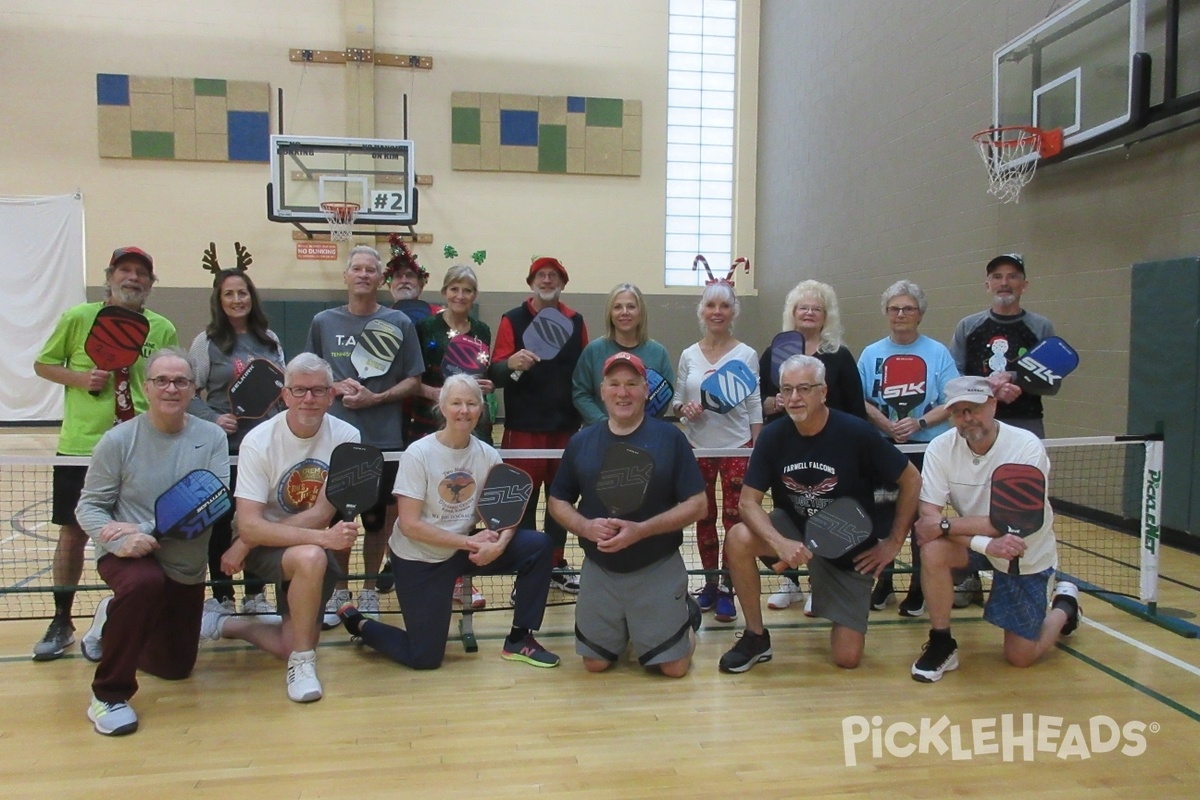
296, 242, 340, 260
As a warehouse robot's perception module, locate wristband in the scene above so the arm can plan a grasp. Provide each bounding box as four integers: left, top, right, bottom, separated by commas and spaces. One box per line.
969, 535, 991, 555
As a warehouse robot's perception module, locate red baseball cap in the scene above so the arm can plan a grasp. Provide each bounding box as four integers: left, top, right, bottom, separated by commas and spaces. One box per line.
602, 351, 646, 379
526, 256, 569, 286
109, 246, 154, 274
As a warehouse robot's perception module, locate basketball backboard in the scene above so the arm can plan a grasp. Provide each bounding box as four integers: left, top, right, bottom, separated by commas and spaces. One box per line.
267, 135, 417, 226
994, 0, 1149, 163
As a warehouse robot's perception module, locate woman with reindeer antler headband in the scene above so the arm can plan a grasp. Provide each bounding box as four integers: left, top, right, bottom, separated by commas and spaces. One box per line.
187, 243, 284, 619
672, 256, 762, 625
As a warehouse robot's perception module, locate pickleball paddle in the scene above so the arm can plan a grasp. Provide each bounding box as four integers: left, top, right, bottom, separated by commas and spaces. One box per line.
511, 307, 573, 382
880, 354, 927, 418
351, 319, 404, 380
768, 331, 806, 385
326, 442, 384, 525
476, 463, 533, 531
595, 443, 655, 516
699, 360, 757, 414
229, 358, 285, 419
773, 497, 873, 573
85, 306, 150, 397
153, 469, 231, 540
989, 463, 1046, 575
1014, 336, 1079, 396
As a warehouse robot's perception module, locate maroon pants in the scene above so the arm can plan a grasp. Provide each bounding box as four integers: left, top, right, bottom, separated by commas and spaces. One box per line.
92, 554, 204, 703
695, 455, 748, 576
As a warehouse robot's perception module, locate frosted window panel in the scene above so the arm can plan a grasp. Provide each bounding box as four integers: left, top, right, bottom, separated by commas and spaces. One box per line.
700, 127, 734, 146
666, 216, 702, 233
668, 107, 703, 126
702, 72, 736, 92
666, 179, 701, 198
669, 52, 703, 72
669, 70, 703, 90
699, 144, 734, 162
670, 15, 703, 34
701, 91, 735, 110
698, 234, 732, 253
666, 198, 701, 216
699, 198, 732, 217
667, 125, 702, 144
672, 89, 703, 108
667, 143, 701, 161
667, 161, 702, 180
702, 35, 737, 56
672, 0, 704, 16
703, 0, 736, 19
704, 54, 735, 73
699, 162, 732, 181
699, 180, 733, 199
666, 233, 703, 252
669, 33, 703, 53
703, 15, 736, 36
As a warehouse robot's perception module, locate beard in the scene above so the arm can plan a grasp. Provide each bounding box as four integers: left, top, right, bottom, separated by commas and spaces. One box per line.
536, 287, 561, 304
392, 283, 419, 301
111, 285, 147, 306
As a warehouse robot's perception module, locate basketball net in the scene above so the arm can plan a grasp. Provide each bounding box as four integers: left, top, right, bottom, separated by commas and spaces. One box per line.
320, 202, 360, 242
972, 126, 1062, 204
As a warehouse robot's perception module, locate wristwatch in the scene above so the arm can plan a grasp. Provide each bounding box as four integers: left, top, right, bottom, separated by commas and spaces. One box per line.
918, 417, 929, 430
939, 517, 951, 537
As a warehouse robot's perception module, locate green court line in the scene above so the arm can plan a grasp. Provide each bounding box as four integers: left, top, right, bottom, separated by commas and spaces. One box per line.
1057, 641, 1200, 724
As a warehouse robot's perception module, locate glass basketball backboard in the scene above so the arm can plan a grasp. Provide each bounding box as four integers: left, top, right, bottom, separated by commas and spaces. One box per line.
994, 0, 1147, 160
268, 135, 417, 226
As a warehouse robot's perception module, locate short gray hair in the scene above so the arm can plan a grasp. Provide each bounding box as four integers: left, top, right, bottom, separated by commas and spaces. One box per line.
345, 245, 383, 272
442, 264, 479, 292
779, 353, 826, 384
439, 373, 484, 407
145, 347, 194, 378
284, 353, 334, 385
881, 280, 927, 315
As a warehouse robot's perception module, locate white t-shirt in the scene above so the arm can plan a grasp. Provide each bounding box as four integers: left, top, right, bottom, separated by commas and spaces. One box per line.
235, 412, 361, 523
389, 433, 502, 564
676, 341, 763, 449
920, 421, 1057, 574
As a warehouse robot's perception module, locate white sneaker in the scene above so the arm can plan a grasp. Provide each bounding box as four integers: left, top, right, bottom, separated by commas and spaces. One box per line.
81, 596, 110, 663
803, 594, 815, 618
87, 695, 139, 736
200, 597, 231, 642
452, 577, 486, 609
767, 578, 803, 610
240, 593, 282, 625
322, 589, 352, 630
357, 589, 381, 620
286, 650, 322, 703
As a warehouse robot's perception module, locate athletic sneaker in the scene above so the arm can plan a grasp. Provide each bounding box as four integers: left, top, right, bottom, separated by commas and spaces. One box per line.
1053, 581, 1082, 637
452, 577, 486, 609
32, 617, 75, 662
501, 634, 561, 668
714, 588, 738, 623
870, 578, 896, 610
953, 574, 984, 608
375, 564, 395, 594
87, 695, 138, 736
286, 650, 322, 702
322, 588, 352, 630
911, 633, 959, 683
81, 596, 110, 663
718, 628, 773, 673
200, 597, 231, 642
241, 593, 280, 619
694, 583, 720, 612
803, 594, 815, 617
767, 578, 803, 610
357, 588, 381, 620
898, 594, 926, 618
550, 570, 581, 594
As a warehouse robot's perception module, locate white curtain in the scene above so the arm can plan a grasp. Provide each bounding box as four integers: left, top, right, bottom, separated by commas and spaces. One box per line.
0, 194, 86, 422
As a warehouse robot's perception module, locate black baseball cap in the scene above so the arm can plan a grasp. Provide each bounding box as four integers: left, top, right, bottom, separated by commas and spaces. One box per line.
986, 253, 1025, 275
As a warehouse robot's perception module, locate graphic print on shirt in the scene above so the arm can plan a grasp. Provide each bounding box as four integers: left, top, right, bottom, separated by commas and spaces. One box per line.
278, 458, 329, 514
438, 470, 478, 507
780, 464, 839, 517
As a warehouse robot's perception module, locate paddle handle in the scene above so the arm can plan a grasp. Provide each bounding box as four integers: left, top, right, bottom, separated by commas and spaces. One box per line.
1008, 555, 1020, 576
510, 369, 524, 382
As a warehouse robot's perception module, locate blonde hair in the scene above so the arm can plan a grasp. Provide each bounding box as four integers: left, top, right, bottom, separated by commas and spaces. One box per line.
604, 283, 648, 345
781, 280, 843, 353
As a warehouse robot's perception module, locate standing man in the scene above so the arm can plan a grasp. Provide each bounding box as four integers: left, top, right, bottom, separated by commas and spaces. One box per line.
491, 256, 588, 592
549, 353, 706, 677
858, 280, 959, 616
718, 355, 921, 673
950, 253, 1054, 438
33, 246, 178, 661
211, 353, 363, 702
76, 349, 228, 735
305, 245, 423, 621
908, 376, 1080, 683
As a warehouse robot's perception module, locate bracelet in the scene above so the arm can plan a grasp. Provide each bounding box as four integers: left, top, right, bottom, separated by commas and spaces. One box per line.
969, 535, 991, 555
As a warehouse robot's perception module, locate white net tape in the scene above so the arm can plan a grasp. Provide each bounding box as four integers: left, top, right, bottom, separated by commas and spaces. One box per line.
320, 202, 359, 242
973, 128, 1042, 204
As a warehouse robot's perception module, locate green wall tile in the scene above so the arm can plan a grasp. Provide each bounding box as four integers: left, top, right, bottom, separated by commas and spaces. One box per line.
130, 130, 175, 159
538, 124, 567, 172
452, 107, 481, 145
585, 97, 624, 127
194, 78, 227, 97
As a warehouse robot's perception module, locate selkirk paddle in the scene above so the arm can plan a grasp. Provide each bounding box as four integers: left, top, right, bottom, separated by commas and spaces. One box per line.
595, 443, 655, 516
773, 497, 873, 573
699, 360, 757, 414
229, 358, 285, 419
768, 331, 806, 385
476, 463, 533, 531
1014, 336, 1079, 396
989, 463, 1046, 575
646, 368, 674, 418
326, 442, 384, 525
511, 307, 573, 382
351, 319, 404, 380
153, 469, 231, 540
84, 306, 150, 397
443, 335, 491, 378
880, 354, 927, 418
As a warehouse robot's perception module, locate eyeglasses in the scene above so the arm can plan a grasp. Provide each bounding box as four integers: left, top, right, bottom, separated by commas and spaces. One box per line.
796, 305, 825, 314
284, 386, 331, 398
780, 383, 824, 396
147, 376, 193, 390
886, 306, 921, 316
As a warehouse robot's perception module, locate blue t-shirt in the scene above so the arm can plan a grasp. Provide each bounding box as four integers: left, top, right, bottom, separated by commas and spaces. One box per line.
745, 410, 909, 570
857, 334, 959, 442
550, 416, 705, 573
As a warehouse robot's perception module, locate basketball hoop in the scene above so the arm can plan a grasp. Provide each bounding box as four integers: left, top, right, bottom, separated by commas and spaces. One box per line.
319, 201, 360, 242
971, 126, 1063, 204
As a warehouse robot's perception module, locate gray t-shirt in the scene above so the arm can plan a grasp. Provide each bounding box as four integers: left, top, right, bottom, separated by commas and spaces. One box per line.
76, 414, 230, 584
187, 330, 285, 452
305, 305, 423, 450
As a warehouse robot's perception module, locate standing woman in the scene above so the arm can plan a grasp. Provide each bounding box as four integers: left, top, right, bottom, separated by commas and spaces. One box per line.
572, 283, 675, 426
188, 258, 285, 617
673, 282, 762, 623
409, 264, 494, 608
759, 280, 867, 611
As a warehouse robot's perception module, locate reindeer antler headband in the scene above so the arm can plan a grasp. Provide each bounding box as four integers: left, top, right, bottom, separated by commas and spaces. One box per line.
201, 242, 253, 278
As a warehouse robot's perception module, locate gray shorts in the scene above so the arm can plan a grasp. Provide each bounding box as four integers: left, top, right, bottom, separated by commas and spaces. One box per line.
242, 545, 341, 616
767, 509, 872, 634
575, 551, 693, 667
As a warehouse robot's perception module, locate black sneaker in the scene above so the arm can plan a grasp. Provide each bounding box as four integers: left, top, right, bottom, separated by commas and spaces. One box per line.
375, 564, 395, 595
686, 594, 702, 633
1053, 581, 1081, 637
718, 629, 772, 673
911, 633, 958, 683
33, 617, 75, 662
870, 577, 896, 610
898, 589, 925, 618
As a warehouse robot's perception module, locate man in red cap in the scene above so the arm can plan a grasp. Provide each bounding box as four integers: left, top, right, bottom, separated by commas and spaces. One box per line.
33, 246, 179, 662
490, 257, 588, 592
